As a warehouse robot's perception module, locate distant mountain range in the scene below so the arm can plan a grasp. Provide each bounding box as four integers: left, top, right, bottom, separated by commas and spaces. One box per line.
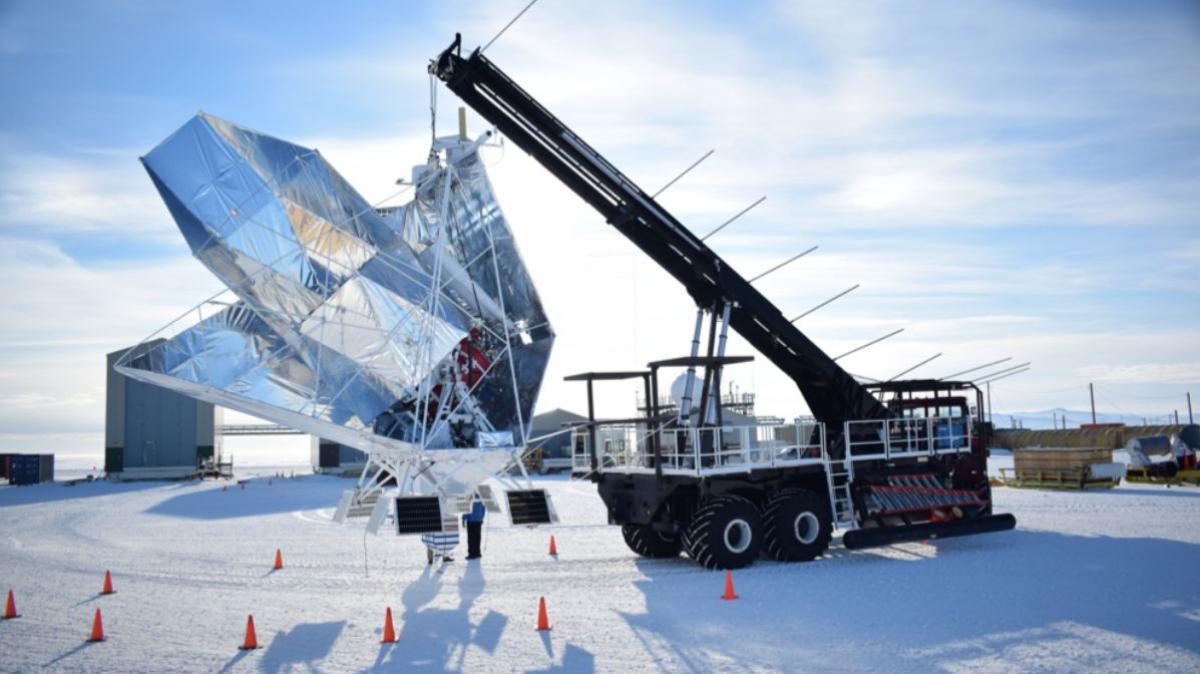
991, 408, 1187, 430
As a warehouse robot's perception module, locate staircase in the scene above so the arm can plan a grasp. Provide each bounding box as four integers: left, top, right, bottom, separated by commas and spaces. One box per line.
822, 452, 858, 531
333, 487, 382, 523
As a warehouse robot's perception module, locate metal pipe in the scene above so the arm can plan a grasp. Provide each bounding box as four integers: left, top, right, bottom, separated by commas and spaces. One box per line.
696, 306, 721, 429
706, 303, 732, 425
677, 309, 705, 424
587, 379, 597, 472
971, 362, 1032, 383
940, 357, 1013, 381
748, 246, 818, 283
790, 284, 859, 323
700, 196, 766, 241
977, 367, 1030, 385
651, 149, 714, 199
889, 352, 943, 381
833, 328, 904, 361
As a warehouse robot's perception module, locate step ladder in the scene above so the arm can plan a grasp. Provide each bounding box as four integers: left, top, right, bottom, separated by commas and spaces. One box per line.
823, 453, 858, 531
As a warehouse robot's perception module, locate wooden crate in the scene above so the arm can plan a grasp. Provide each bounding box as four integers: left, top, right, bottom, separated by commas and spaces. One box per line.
1004, 447, 1118, 489
1014, 447, 1110, 471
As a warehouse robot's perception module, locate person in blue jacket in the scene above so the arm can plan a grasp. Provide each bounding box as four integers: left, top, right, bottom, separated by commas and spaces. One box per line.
464, 496, 486, 560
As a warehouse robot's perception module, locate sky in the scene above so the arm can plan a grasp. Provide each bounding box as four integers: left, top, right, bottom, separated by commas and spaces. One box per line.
1, 0, 1198, 461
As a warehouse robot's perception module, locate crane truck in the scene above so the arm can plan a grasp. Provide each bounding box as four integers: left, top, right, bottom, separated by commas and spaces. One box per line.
431, 34, 1016, 569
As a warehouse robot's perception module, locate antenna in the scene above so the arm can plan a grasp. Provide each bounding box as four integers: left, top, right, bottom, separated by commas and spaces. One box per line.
651, 150, 714, 199
791, 284, 860, 323
481, 0, 542, 53
976, 366, 1030, 385
974, 359, 1032, 381
748, 245, 818, 283
889, 352, 943, 381
941, 357, 1012, 381
833, 328, 904, 361
701, 196, 766, 241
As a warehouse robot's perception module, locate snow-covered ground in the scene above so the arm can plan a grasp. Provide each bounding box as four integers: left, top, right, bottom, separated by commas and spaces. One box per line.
1, 472, 1198, 673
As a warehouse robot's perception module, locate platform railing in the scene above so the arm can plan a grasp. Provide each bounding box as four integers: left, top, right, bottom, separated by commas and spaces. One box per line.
571, 420, 825, 477
843, 416, 972, 462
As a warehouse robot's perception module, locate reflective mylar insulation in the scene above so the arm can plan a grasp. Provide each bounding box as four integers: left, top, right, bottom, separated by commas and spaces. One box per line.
118, 113, 553, 470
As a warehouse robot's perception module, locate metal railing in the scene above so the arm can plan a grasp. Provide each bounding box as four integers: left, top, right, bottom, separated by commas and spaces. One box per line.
571, 420, 825, 477
843, 416, 972, 461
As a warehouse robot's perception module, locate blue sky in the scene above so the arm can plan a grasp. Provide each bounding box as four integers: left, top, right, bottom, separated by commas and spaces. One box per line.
2, 0, 1198, 457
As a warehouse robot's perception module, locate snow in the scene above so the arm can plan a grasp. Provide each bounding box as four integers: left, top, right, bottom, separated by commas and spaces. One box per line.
2, 471, 1198, 673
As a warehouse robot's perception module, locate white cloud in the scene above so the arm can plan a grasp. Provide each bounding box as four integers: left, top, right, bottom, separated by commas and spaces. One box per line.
1076, 363, 1200, 386
0, 141, 170, 237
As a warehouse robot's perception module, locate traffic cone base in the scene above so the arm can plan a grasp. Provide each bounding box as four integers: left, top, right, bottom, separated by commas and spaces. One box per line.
4, 589, 19, 619
102, 570, 115, 595
536, 596, 551, 631
381, 607, 397, 644
240, 615, 259, 650
548, 535, 558, 556
89, 608, 105, 642
721, 570, 738, 600
273, 549, 283, 570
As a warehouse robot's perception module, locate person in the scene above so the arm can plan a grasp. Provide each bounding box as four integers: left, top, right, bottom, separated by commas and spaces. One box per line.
464, 496, 486, 560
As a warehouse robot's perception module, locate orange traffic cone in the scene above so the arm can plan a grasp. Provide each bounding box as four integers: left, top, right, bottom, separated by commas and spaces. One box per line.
102, 570, 114, 595
548, 535, 558, 556
88, 608, 105, 642
4, 589, 19, 619
273, 549, 283, 570
721, 570, 738, 600
380, 607, 397, 644
536, 596, 551, 631
240, 614, 259, 650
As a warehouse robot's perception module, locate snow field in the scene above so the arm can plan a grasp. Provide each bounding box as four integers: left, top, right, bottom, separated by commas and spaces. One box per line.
1, 472, 1198, 673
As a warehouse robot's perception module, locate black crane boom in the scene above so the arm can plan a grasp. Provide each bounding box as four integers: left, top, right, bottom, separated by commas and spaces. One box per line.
431, 36, 888, 424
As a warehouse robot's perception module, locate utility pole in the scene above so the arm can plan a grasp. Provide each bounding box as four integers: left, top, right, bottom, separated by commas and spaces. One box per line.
1089, 383, 1096, 424
1188, 392, 1194, 424
1175, 410, 1180, 425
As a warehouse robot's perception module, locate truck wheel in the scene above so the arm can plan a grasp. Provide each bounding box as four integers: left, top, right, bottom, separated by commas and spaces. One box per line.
683, 494, 762, 569
762, 489, 831, 562
621, 524, 682, 558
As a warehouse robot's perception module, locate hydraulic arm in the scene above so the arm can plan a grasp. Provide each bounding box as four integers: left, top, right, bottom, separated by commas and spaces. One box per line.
431, 35, 888, 426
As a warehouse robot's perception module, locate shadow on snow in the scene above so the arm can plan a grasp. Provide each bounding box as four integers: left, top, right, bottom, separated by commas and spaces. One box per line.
618, 529, 1200, 673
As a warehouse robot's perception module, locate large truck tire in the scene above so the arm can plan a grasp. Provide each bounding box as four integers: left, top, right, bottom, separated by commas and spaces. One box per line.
621, 524, 682, 558
683, 494, 762, 569
761, 488, 832, 562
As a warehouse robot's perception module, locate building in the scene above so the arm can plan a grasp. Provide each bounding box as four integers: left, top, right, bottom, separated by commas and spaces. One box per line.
106, 342, 216, 480
528, 408, 589, 472
310, 438, 369, 476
